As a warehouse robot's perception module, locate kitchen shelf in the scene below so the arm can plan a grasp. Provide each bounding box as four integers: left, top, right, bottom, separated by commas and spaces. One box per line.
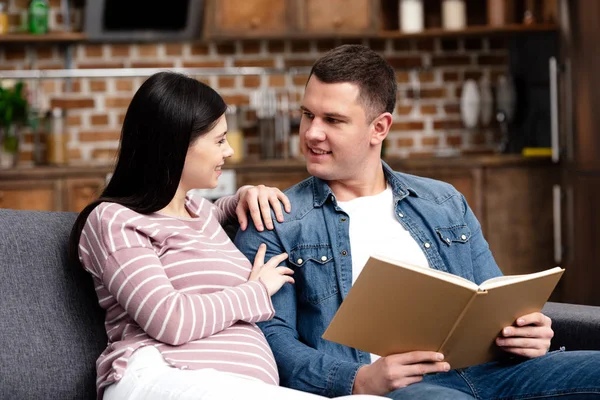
376, 23, 558, 39
0, 32, 87, 44
204, 23, 558, 41
0, 24, 556, 44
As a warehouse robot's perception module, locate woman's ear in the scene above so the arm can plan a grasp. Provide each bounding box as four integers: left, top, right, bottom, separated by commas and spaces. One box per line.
370, 112, 393, 146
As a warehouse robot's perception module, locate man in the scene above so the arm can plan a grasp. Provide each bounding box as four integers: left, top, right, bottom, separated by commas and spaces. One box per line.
235, 44, 600, 399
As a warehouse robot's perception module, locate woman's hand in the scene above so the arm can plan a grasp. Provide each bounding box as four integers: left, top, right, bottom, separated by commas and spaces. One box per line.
236, 185, 291, 231
249, 243, 294, 296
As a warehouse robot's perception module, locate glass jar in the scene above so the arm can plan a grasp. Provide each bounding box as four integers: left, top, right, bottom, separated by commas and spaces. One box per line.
46, 108, 68, 165
225, 106, 244, 163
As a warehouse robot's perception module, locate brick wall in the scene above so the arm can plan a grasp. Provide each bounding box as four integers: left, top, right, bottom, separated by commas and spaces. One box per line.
1, 0, 509, 165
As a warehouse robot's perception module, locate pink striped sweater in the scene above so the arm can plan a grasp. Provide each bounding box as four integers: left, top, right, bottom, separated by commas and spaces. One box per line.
78, 193, 278, 399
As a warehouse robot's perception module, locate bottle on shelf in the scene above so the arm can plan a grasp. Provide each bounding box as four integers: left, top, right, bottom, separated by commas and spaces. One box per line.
0, 2, 8, 35
442, 0, 467, 30
487, 0, 507, 27
46, 108, 68, 165
28, 0, 49, 34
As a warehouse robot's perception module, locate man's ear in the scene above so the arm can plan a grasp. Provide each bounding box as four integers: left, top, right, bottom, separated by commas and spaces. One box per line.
370, 112, 393, 146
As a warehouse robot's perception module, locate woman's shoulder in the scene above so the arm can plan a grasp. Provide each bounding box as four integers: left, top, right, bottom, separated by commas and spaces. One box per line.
185, 192, 215, 216
82, 202, 154, 254
86, 202, 147, 230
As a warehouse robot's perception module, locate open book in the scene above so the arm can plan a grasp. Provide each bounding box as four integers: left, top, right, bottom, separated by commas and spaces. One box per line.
322, 255, 564, 369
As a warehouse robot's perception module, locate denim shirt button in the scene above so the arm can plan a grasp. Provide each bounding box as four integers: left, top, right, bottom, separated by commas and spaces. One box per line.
424, 242, 431, 249
446, 238, 451, 243
321, 255, 327, 261
461, 234, 467, 240
297, 258, 303, 265
341, 250, 348, 256
398, 212, 404, 218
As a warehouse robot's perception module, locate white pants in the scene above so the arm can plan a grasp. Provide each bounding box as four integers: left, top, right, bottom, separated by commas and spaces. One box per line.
103, 346, 382, 400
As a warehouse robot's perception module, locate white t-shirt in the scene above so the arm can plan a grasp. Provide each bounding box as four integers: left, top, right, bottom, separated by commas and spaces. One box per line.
337, 185, 430, 363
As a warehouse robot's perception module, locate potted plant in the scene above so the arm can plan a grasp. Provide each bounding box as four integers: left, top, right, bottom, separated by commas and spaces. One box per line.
0, 81, 28, 168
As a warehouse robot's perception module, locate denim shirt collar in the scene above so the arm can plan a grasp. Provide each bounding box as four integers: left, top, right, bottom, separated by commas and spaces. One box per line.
310, 160, 419, 207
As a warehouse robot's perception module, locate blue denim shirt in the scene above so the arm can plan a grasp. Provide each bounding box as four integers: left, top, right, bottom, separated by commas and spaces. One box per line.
234, 161, 502, 397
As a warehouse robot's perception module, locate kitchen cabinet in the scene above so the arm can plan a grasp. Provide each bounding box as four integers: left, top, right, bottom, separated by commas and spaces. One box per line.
0, 166, 111, 212
560, 175, 600, 306
298, 0, 379, 33
204, 0, 297, 38
482, 166, 558, 277
0, 180, 60, 211
204, 0, 381, 39
64, 177, 106, 212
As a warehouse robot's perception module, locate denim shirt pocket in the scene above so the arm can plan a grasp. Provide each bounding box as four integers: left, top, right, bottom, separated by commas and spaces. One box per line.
289, 244, 338, 305
435, 225, 471, 246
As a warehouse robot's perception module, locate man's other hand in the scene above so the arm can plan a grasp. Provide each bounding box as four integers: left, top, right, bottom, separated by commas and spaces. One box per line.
496, 312, 554, 358
352, 351, 450, 395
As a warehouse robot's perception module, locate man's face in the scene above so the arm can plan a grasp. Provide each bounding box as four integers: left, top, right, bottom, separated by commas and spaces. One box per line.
299, 76, 375, 183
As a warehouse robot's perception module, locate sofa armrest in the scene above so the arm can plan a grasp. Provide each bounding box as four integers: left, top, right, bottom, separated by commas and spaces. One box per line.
542, 302, 600, 351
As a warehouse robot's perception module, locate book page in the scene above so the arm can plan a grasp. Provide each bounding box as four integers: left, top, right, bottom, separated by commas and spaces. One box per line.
479, 267, 564, 290
372, 254, 478, 291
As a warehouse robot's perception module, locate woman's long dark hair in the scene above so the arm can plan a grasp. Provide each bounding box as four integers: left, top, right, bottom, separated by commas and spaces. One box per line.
68, 71, 227, 267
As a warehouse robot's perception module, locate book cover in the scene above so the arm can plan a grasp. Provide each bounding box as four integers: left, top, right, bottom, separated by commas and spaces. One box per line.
322, 256, 564, 369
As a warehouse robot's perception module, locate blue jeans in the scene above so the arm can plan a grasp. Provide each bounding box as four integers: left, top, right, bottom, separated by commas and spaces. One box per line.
386, 350, 600, 399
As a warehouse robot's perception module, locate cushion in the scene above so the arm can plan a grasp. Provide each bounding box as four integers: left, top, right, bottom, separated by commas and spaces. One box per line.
0, 209, 106, 400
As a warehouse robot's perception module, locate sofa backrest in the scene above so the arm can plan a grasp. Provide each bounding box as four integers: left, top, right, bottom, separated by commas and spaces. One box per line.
0, 209, 106, 400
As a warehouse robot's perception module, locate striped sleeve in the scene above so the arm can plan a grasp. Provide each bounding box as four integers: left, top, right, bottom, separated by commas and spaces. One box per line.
102, 247, 274, 346
213, 185, 253, 225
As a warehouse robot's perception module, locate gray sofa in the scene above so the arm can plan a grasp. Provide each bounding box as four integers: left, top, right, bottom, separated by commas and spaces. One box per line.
1, 209, 600, 399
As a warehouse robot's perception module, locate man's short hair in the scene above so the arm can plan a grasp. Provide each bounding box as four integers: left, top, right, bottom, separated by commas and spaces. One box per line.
308, 44, 397, 123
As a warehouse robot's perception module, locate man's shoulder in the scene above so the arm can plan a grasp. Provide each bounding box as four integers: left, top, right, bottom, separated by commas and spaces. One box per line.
280, 176, 319, 221
390, 169, 462, 202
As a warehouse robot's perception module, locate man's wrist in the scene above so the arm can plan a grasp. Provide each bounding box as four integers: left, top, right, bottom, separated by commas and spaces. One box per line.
352, 365, 368, 394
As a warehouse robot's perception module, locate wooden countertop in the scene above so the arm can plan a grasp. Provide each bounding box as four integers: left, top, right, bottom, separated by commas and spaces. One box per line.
0, 155, 556, 181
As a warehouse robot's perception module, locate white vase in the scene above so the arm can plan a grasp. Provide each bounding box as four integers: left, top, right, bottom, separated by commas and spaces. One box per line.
442, 0, 467, 30
399, 0, 424, 33
460, 80, 481, 129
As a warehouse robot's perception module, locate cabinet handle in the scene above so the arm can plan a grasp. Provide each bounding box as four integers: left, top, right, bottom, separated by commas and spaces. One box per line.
553, 184, 563, 264
333, 16, 343, 28
549, 57, 560, 163
250, 17, 261, 29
